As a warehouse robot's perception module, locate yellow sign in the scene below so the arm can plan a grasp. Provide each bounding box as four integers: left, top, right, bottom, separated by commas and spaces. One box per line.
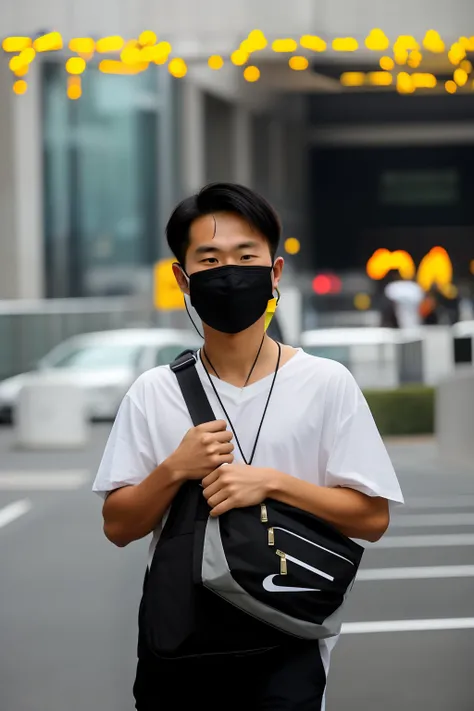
153, 258, 185, 311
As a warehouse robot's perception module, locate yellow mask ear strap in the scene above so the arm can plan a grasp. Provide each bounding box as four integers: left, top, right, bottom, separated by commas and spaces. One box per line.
264, 292, 280, 332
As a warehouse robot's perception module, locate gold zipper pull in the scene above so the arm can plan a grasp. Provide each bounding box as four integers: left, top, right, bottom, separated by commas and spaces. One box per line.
276, 550, 288, 575
260, 504, 268, 523
268, 527, 275, 546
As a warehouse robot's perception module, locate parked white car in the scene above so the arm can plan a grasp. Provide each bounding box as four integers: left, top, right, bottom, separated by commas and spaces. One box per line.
0, 328, 201, 422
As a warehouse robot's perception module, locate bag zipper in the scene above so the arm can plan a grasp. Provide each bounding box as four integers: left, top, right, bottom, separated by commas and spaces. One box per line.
276, 550, 288, 575
260, 504, 287, 575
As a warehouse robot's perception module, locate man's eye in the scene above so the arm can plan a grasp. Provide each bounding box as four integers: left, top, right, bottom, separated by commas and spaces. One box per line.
201, 258, 218, 264
241, 254, 256, 261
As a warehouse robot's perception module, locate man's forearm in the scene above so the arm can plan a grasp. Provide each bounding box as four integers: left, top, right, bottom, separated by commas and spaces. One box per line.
267, 470, 389, 542
102, 459, 182, 547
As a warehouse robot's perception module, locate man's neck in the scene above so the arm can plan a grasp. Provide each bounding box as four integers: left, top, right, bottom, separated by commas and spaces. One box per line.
202, 319, 276, 386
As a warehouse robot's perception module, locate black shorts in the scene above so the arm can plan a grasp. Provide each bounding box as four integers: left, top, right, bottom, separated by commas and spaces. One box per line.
133, 642, 326, 711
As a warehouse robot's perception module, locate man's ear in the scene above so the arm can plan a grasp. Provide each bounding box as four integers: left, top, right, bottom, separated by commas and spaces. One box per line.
272, 256, 284, 290
172, 263, 190, 295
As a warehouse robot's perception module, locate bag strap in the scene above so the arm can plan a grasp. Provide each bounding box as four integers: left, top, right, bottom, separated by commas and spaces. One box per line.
170, 350, 216, 426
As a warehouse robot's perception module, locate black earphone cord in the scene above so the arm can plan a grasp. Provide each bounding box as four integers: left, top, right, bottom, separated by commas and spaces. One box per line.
200, 340, 282, 466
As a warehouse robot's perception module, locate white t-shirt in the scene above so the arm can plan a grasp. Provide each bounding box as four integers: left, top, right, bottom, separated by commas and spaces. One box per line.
93, 349, 403, 692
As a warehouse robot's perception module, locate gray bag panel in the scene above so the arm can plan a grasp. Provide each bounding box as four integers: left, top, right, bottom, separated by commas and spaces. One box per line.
202, 516, 352, 641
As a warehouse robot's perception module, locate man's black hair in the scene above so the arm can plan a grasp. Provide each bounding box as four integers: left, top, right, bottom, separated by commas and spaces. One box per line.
166, 182, 281, 265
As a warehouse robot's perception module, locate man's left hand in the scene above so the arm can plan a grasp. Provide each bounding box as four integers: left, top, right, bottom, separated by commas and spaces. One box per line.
202, 463, 276, 517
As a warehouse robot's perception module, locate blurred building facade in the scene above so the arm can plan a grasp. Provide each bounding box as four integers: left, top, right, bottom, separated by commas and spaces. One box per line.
2, 0, 474, 299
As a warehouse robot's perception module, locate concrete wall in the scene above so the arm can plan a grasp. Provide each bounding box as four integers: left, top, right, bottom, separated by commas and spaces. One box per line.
436, 368, 474, 466
2, 0, 474, 49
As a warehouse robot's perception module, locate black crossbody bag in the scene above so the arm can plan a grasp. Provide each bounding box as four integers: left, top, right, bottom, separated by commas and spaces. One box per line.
139, 351, 364, 659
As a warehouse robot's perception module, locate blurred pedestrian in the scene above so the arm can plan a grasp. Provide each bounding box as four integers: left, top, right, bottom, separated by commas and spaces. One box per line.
93, 183, 403, 710
384, 276, 424, 329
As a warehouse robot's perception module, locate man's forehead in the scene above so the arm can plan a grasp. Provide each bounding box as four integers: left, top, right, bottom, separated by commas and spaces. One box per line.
190, 213, 258, 245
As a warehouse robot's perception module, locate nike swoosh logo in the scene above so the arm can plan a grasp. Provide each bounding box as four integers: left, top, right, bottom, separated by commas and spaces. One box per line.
262, 574, 321, 593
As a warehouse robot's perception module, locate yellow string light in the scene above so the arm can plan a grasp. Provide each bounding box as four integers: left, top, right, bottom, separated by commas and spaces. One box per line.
299, 35, 326, 52
99, 60, 148, 75
96, 36, 124, 53
2, 37, 32, 52
272, 39, 298, 53
231, 49, 249, 66
397, 72, 415, 94
66, 57, 86, 75
445, 80, 457, 94
168, 58, 188, 78
243, 66, 260, 82
139, 31, 157, 47
367, 71, 393, 86
365, 29, 390, 51
448, 42, 466, 65
412, 73, 437, 89
69, 38, 95, 54
13, 80, 28, 95
340, 72, 365, 87
408, 50, 423, 68
423, 30, 445, 53
454, 68, 468, 86
332, 38, 358, 52
284, 238, 301, 255
208, 55, 224, 70
33, 32, 63, 52
67, 78, 82, 100
247, 30, 267, 52
289, 56, 309, 71
380, 56, 394, 71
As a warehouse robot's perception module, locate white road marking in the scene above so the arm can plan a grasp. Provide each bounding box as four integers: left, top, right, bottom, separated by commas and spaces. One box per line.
391, 513, 474, 528
0, 499, 32, 529
357, 565, 474, 581
374, 533, 474, 548
342, 618, 474, 635
0, 471, 90, 491
404, 496, 474, 510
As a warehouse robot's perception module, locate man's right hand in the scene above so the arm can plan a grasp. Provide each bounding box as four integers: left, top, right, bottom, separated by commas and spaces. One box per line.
167, 420, 234, 481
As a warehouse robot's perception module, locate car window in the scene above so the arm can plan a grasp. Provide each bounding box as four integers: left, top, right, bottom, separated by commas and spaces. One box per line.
154, 344, 192, 367
48, 344, 143, 369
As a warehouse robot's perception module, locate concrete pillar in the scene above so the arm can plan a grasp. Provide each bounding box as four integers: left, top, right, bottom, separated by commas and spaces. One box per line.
233, 105, 252, 186
0, 59, 44, 299
268, 120, 285, 204
180, 79, 205, 194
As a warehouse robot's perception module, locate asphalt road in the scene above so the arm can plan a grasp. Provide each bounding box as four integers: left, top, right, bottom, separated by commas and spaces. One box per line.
1, 426, 474, 711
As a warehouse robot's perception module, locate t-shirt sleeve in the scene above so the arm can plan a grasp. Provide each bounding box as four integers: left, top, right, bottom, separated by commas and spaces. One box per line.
92, 390, 157, 499
325, 369, 404, 505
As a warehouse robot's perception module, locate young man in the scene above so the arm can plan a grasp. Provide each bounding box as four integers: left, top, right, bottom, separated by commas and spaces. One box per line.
93, 183, 403, 710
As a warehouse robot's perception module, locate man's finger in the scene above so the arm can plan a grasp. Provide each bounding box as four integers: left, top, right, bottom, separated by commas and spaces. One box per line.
202, 478, 223, 501
207, 490, 228, 510
197, 420, 227, 432
202, 468, 221, 489
210, 499, 232, 517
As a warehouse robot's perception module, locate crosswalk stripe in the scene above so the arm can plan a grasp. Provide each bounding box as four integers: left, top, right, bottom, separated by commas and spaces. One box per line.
0, 471, 90, 490
375, 533, 474, 548
403, 496, 474, 510
357, 565, 474, 581
342, 618, 474, 634
391, 513, 474, 528
0, 499, 32, 528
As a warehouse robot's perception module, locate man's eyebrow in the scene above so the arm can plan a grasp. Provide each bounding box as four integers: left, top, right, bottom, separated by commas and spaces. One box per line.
194, 240, 259, 255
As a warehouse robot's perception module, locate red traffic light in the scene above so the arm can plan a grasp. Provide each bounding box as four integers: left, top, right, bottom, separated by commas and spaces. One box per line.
312, 273, 342, 295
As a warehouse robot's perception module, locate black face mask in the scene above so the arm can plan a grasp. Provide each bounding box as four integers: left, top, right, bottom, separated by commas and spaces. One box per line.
188, 265, 274, 334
